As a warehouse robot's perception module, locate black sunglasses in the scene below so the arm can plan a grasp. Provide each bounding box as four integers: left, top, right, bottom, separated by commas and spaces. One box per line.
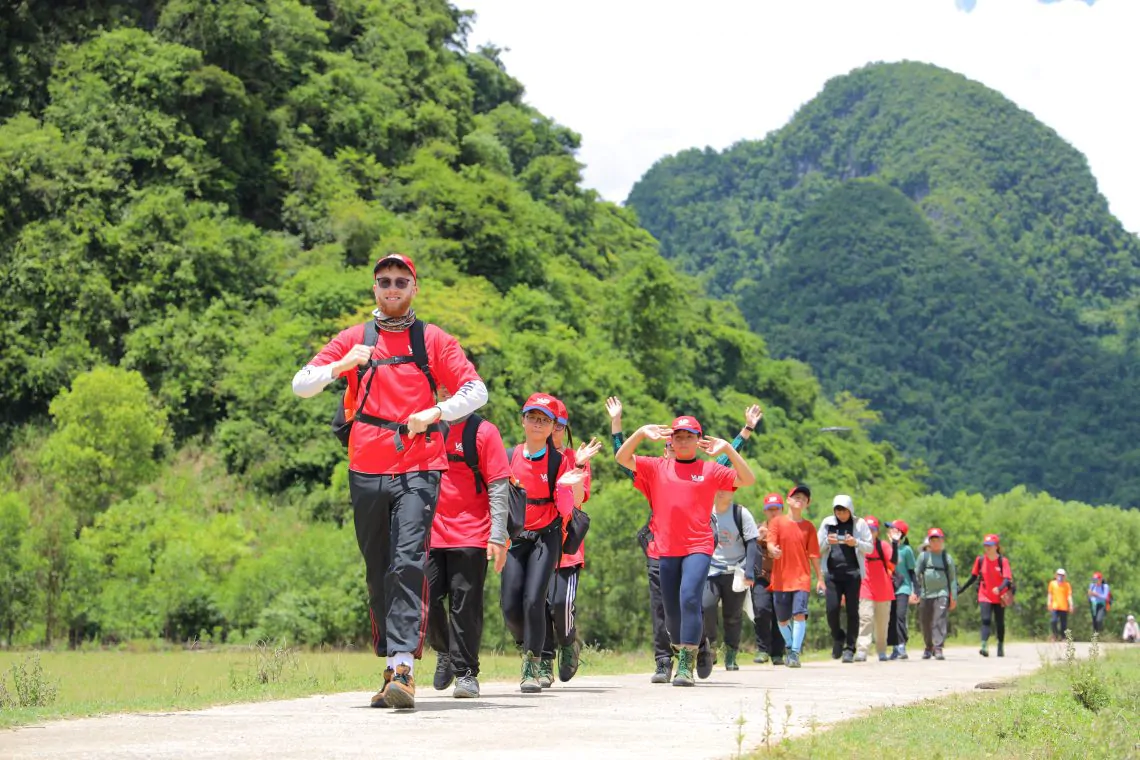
376, 276, 413, 290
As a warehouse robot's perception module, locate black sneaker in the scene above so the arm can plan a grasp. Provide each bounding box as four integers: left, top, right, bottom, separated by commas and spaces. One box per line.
922, 649, 933, 660
831, 641, 843, 660
696, 638, 714, 680
453, 673, 480, 699
433, 653, 454, 691
558, 640, 581, 682
651, 657, 673, 684
771, 655, 785, 666
997, 642, 1004, 658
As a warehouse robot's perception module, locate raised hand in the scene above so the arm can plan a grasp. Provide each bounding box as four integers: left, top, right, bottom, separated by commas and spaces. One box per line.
744, 404, 763, 429
558, 467, 589, 487
574, 437, 604, 464
640, 425, 673, 441
605, 396, 623, 420
698, 436, 731, 457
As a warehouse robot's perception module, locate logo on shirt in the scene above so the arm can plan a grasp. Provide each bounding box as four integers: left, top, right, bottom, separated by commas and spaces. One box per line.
691, 474, 705, 482
454, 443, 464, 454
541, 474, 549, 483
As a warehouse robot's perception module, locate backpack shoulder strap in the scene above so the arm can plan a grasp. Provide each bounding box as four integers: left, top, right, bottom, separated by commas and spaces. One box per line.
462, 414, 485, 494
547, 442, 563, 502
409, 320, 437, 394
733, 503, 744, 538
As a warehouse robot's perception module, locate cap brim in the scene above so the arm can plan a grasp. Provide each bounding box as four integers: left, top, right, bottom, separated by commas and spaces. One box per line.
521, 406, 556, 419
983, 541, 997, 546
672, 427, 701, 435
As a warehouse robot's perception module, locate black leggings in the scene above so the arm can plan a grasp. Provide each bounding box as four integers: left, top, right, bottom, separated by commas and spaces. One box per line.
501, 525, 562, 655
979, 601, 1005, 644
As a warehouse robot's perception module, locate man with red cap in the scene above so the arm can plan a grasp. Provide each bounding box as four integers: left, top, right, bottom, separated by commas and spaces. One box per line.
293, 253, 488, 709
958, 533, 1014, 658
616, 414, 756, 686
911, 527, 958, 660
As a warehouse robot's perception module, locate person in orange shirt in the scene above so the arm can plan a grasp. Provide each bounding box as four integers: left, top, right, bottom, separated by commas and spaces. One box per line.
1047, 569, 1073, 642
765, 487, 823, 668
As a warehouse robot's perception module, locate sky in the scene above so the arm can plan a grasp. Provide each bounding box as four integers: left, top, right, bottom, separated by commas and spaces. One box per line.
465, 0, 1138, 232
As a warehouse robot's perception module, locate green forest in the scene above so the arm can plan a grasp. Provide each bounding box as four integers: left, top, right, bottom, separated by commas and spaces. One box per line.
0, 4, 1134, 653
627, 61, 1140, 506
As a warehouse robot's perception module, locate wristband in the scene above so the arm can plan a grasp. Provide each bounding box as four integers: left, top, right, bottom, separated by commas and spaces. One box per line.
745, 425, 756, 432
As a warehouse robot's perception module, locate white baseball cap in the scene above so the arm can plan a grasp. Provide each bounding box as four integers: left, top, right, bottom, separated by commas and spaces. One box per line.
1056, 568, 1066, 576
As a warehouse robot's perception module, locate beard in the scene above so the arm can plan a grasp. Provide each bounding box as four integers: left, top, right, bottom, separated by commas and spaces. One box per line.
377, 297, 411, 317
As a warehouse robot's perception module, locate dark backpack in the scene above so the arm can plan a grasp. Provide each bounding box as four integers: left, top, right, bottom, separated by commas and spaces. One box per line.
331, 319, 437, 447
715, 504, 746, 548
447, 414, 486, 494
508, 442, 563, 540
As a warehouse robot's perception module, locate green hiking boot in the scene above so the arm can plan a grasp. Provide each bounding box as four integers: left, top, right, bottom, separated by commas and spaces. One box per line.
558, 639, 581, 682
724, 647, 739, 671
537, 657, 555, 689
520, 651, 542, 693
979, 641, 989, 657
672, 647, 696, 687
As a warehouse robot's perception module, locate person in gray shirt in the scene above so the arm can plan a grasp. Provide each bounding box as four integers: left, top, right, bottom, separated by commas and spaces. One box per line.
700, 491, 760, 674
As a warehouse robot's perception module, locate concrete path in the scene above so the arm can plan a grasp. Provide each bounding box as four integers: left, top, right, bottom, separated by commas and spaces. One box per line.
0, 643, 1073, 760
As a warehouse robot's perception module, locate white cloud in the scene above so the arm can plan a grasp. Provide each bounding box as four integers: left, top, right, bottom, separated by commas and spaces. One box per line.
465, 0, 1140, 233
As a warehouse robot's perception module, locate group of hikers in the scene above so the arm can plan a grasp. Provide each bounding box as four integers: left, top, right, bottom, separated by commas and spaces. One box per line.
293, 255, 1131, 710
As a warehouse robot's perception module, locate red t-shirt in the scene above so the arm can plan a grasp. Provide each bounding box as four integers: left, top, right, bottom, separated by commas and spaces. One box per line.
509, 445, 575, 531
768, 515, 820, 593
559, 449, 590, 568
633, 456, 738, 557
431, 418, 511, 549
860, 539, 896, 602
308, 322, 481, 475
971, 555, 1014, 604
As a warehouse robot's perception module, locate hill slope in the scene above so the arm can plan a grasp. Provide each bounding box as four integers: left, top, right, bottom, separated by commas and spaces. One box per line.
628, 61, 1140, 504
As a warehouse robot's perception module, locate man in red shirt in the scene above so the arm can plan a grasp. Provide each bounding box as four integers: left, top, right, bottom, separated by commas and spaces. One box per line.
766, 486, 823, 668
616, 416, 755, 686
427, 386, 511, 699
292, 254, 487, 710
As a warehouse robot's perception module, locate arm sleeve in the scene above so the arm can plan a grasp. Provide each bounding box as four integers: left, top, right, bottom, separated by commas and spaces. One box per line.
889, 540, 900, 564
949, 556, 959, 602
487, 478, 509, 545
612, 432, 635, 481
436, 380, 488, 421
292, 363, 337, 398
915, 555, 925, 596
816, 521, 830, 564
744, 538, 759, 581
715, 433, 747, 467
957, 574, 976, 594
292, 326, 357, 398
741, 509, 760, 541
854, 519, 874, 555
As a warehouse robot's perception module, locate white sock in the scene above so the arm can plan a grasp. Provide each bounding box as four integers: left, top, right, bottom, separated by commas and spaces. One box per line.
393, 652, 414, 674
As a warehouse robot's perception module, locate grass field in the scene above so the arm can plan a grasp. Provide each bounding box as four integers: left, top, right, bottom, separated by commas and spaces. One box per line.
749, 643, 1140, 759
0, 643, 651, 729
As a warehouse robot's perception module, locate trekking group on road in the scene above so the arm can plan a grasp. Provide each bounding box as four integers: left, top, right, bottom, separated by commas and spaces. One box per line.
293, 254, 1130, 710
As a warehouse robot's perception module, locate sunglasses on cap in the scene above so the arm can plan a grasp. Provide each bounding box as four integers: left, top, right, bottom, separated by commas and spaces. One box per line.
375, 276, 413, 290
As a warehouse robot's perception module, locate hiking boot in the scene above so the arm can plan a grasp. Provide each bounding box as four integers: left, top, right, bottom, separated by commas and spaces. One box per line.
854, 651, 867, 663
384, 664, 416, 709
753, 651, 770, 664
831, 641, 843, 660
651, 657, 673, 684
922, 649, 933, 660
537, 657, 555, 689
433, 653, 454, 691
979, 643, 989, 658
997, 642, 1005, 658
725, 647, 739, 671
889, 648, 900, 661
673, 647, 696, 687
878, 653, 889, 662
520, 652, 542, 693
558, 640, 581, 682
771, 655, 785, 666
370, 667, 395, 708
934, 648, 945, 660
897, 648, 909, 660
786, 651, 802, 668
696, 638, 714, 680
841, 650, 854, 664
453, 673, 480, 699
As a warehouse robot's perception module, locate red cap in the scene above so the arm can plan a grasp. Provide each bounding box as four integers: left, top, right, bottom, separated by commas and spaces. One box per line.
888, 520, 909, 535
762, 492, 784, 510
521, 393, 557, 419
927, 527, 945, 539
983, 534, 1000, 546
1093, 571, 1103, 580
550, 397, 569, 426
671, 416, 702, 435
373, 253, 417, 280
865, 516, 880, 529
